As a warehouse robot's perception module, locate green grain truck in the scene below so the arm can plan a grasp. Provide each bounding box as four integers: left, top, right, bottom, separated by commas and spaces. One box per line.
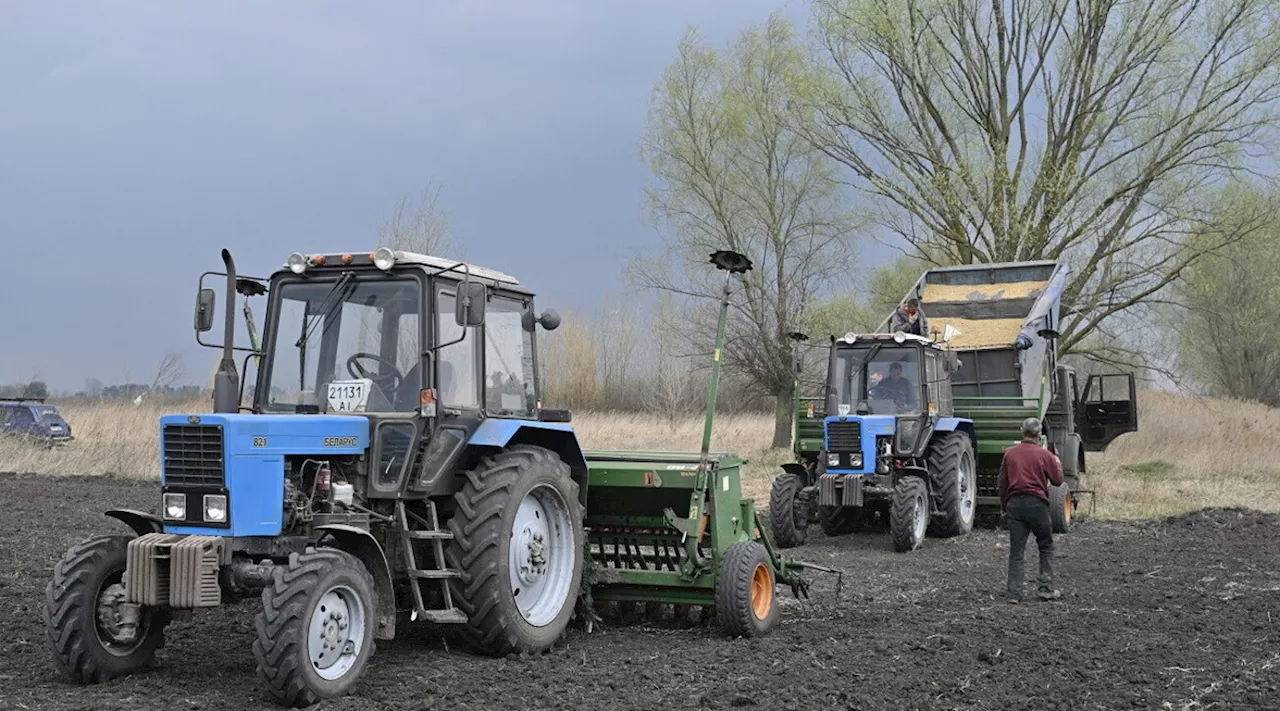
785, 260, 1139, 536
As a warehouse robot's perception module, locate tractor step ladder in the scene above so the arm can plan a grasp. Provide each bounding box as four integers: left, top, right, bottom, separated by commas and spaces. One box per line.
394, 500, 467, 624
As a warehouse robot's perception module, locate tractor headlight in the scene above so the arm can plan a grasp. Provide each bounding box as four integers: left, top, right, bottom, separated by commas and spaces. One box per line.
373, 247, 396, 271
827, 453, 841, 467
287, 252, 308, 274
849, 452, 864, 468
163, 493, 186, 520
203, 494, 228, 523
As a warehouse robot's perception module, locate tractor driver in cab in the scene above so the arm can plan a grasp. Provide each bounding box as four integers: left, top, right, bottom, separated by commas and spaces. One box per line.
890, 297, 929, 337
871, 361, 916, 410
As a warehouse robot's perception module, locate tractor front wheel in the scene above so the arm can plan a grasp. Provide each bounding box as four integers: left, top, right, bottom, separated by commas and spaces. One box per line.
926, 432, 977, 538
446, 444, 584, 656
253, 548, 378, 707
45, 535, 170, 684
768, 471, 809, 548
890, 477, 929, 553
715, 540, 779, 638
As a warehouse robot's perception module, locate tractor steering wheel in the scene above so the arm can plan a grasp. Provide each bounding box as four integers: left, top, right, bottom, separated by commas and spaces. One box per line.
346, 352, 404, 392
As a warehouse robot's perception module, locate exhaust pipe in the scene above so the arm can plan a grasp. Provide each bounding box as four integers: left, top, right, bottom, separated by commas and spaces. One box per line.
212, 249, 240, 413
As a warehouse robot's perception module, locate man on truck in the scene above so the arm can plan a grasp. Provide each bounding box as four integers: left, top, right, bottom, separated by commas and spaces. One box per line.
890, 297, 928, 337
998, 417, 1064, 603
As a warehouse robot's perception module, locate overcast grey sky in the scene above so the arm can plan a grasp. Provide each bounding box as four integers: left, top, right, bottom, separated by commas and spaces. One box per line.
0, 0, 895, 391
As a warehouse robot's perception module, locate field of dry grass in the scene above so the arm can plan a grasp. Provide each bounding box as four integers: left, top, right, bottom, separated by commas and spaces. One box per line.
3, 390, 1277, 520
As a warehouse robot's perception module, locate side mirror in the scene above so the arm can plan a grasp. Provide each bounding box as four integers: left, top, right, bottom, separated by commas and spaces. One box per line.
455, 281, 487, 327
195, 288, 217, 332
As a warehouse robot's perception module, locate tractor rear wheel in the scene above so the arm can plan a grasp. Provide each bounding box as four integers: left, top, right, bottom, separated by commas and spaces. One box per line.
253, 548, 377, 707
818, 505, 868, 536
715, 540, 779, 638
890, 477, 929, 553
446, 444, 584, 656
768, 471, 808, 548
1049, 482, 1073, 533
926, 432, 977, 538
45, 535, 170, 684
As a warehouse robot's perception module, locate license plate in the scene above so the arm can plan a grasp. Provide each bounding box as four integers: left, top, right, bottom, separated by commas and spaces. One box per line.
326, 379, 372, 412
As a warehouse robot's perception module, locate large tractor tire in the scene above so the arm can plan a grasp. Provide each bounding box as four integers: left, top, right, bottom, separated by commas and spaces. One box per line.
768, 471, 809, 548
818, 505, 869, 536
715, 540, 779, 638
890, 477, 929, 553
45, 534, 170, 684
446, 444, 585, 656
253, 548, 378, 707
1049, 482, 1073, 533
926, 432, 977, 538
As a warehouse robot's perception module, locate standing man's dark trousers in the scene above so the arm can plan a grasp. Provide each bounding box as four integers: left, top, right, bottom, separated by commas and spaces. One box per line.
1006, 493, 1054, 600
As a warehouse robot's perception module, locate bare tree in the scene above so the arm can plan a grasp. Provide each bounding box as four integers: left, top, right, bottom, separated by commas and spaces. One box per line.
805, 0, 1280, 361
150, 352, 185, 393
631, 15, 862, 448
378, 183, 453, 256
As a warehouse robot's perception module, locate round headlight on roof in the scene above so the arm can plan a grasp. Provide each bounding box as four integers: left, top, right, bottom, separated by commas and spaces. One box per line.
893, 331, 906, 343
287, 252, 308, 274
373, 247, 396, 271
843, 332, 857, 343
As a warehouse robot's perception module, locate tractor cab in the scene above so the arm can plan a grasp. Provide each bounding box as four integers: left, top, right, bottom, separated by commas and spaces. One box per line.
821, 331, 961, 473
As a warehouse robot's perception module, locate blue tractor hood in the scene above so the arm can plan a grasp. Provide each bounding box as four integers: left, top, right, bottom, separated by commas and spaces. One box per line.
158, 413, 370, 537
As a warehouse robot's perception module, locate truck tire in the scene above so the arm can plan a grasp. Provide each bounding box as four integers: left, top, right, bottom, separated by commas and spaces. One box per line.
253, 548, 378, 707
1049, 482, 1073, 533
446, 444, 584, 656
891, 477, 929, 553
926, 432, 977, 538
1061, 433, 1083, 489
768, 471, 808, 548
45, 535, 170, 684
715, 540, 779, 638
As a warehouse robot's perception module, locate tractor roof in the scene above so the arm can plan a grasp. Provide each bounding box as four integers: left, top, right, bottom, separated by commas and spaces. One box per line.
280, 250, 521, 286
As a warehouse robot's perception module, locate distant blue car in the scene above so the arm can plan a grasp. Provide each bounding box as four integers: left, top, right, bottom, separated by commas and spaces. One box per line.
0, 398, 73, 446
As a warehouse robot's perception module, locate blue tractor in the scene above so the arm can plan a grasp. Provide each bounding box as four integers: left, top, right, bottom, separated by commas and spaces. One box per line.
769, 330, 978, 553
44, 248, 588, 706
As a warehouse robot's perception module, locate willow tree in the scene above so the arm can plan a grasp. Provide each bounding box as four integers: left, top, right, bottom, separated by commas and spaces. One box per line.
631, 15, 860, 449
1173, 182, 1280, 407
804, 0, 1280, 358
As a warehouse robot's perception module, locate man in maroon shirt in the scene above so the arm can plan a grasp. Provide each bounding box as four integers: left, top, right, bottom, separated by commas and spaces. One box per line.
998, 417, 1064, 603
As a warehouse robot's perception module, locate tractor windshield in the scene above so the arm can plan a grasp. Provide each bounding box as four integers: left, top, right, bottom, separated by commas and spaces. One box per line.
832, 345, 922, 415
261, 276, 422, 412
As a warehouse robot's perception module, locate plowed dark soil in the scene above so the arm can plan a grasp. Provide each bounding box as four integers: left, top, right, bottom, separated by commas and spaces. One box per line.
3, 471, 1279, 711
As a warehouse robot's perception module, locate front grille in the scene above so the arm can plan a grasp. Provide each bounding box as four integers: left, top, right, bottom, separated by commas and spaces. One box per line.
827, 420, 862, 452
162, 424, 225, 487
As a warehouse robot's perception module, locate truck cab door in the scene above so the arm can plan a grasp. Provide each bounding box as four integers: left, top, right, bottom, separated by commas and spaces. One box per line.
1078, 373, 1138, 451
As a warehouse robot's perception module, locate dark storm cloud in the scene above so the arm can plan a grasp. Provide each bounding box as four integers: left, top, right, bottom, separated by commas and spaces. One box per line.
2, 0, 884, 391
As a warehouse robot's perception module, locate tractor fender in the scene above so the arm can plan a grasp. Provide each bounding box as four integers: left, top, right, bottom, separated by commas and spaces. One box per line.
469, 419, 589, 508
932, 417, 976, 444
780, 462, 813, 486
314, 524, 397, 641
105, 509, 163, 536
893, 465, 932, 493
